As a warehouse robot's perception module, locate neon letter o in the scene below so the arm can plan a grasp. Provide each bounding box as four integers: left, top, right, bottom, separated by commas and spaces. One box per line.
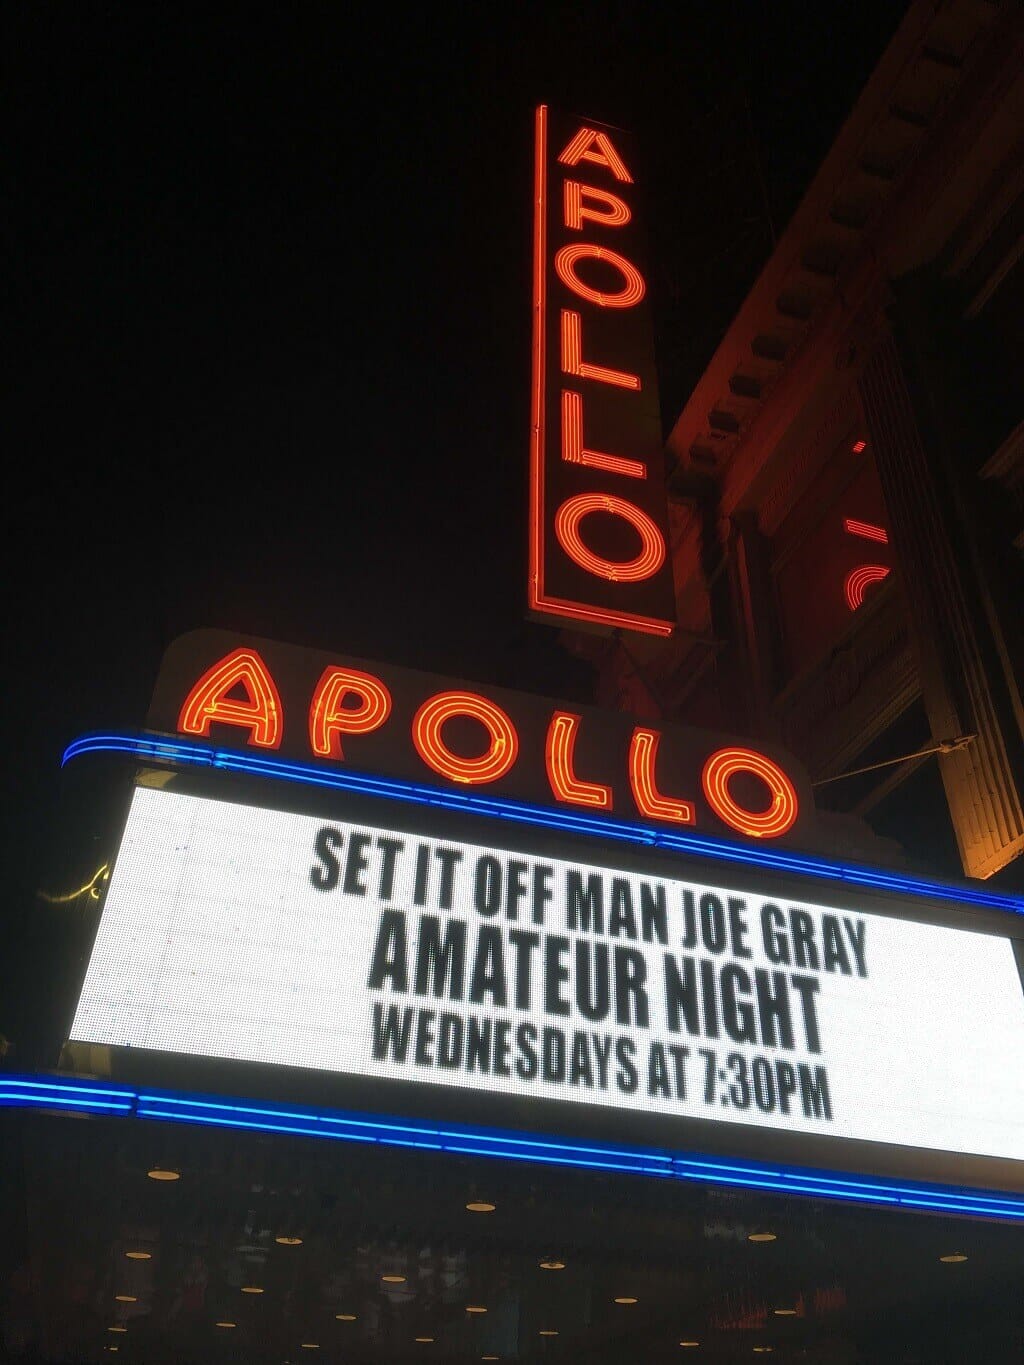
701, 748, 799, 840
554, 243, 646, 308
412, 691, 520, 785
555, 493, 665, 583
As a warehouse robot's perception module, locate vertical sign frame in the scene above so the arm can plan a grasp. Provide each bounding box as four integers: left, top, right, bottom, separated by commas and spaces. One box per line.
529, 105, 676, 637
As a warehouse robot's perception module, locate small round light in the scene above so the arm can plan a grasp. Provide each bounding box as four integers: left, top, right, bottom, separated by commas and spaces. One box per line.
539, 1329, 559, 1336
107, 1326, 128, 1334
539, 1259, 565, 1270
415, 1336, 434, 1343
215, 1322, 236, 1329
614, 1296, 638, 1305
466, 1305, 488, 1314
466, 1200, 496, 1213
753, 1348, 774, 1355
147, 1167, 180, 1181
125, 1251, 151, 1260
381, 1274, 406, 1284
774, 1308, 797, 1316
114, 1295, 137, 1303
939, 1252, 968, 1263
679, 1342, 700, 1349
241, 1286, 264, 1294
275, 1236, 303, 1246
748, 1231, 777, 1243
335, 1314, 357, 1321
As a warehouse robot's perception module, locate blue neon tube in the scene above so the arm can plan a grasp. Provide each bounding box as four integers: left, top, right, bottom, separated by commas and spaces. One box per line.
60, 731, 1024, 916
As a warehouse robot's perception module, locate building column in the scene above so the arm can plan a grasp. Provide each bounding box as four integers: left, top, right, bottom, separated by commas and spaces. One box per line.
858, 327, 1024, 879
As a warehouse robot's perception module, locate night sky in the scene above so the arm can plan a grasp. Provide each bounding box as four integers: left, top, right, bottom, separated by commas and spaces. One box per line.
6, 3, 906, 1050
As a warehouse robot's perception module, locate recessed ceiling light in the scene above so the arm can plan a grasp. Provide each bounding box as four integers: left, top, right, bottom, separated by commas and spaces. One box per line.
466, 1305, 488, 1314
773, 1308, 797, 1316
614, 1296, 638, 1304
679, 1342, 700, 1348
381, 1274, 406, 1284
125, 1251, 151, 1260
335, 1314, 357, 1321
939, 1253, 968, 1263
539, 1329, 558, 1336
275, 1236, 303, 1246
539, 1259, 565, 1270
466, 1200, 495, 1213
748, 1231, 777, 1242
114, 1295, 137, 1303
215, 1321, 236, 1328
107, 1326, 127, 1333
147, 1167, 180, 1181
241, 1286, 264, 1295
415, 1337, 434, 1343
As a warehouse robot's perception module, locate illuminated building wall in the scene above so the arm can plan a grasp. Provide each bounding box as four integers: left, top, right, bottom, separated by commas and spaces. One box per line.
570, 1, 1024, 882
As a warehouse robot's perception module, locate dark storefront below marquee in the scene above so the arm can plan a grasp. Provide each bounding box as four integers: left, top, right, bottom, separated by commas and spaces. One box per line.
4, 1101, 1024, 1364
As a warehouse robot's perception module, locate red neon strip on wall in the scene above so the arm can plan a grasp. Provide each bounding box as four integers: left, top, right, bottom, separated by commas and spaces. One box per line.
177, 648, 283, 749
844, 565, 891, 610
843, 517, 889, 544
560, 310, 641, 390
561, 390, 645, 478
545, 712, 613, 809
701, 748, 799, 840
528, 105, 549, 625
557, 126, 634, 183
628, 728, 695, 825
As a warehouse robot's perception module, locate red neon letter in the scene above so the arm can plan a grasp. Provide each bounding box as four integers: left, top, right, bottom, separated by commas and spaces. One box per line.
563, 180, 631, 230
309, 666, 392, 759
844, 564, 891, 610
554, 244, 645, 308
412, 692, 519, 786
561, 391, 645, 479
701, 748, 799, 840
557, 126, 633, 183
628, 728, 695, 825
545, 712, 612, 809
555, 493, 665, 582
561, 310, 640, 390
177, 647, 283, 749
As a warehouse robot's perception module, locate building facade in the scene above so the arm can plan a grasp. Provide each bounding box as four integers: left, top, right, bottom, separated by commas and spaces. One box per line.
572, 0, 1024, 882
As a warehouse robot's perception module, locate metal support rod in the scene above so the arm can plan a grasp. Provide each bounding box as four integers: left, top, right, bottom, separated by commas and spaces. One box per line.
812, 734, 977, 788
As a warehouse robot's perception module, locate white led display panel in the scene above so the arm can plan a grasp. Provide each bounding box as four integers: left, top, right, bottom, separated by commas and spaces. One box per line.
71, 787, 1024, 1159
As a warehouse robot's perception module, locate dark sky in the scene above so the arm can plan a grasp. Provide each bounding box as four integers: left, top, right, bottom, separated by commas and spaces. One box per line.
6, 2, 906, 1041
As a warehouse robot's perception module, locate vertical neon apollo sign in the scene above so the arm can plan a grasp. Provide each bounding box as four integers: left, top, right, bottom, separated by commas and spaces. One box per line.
529, 107, 676, 636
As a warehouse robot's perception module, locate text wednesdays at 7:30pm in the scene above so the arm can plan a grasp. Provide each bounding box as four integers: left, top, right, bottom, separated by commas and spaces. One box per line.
310, 823, 866, 1127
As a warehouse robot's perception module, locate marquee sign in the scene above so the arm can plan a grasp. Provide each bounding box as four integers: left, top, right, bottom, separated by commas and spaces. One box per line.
150, 630, 814, 848
528, 106, 675, 636
70, 787, 1024, 1180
